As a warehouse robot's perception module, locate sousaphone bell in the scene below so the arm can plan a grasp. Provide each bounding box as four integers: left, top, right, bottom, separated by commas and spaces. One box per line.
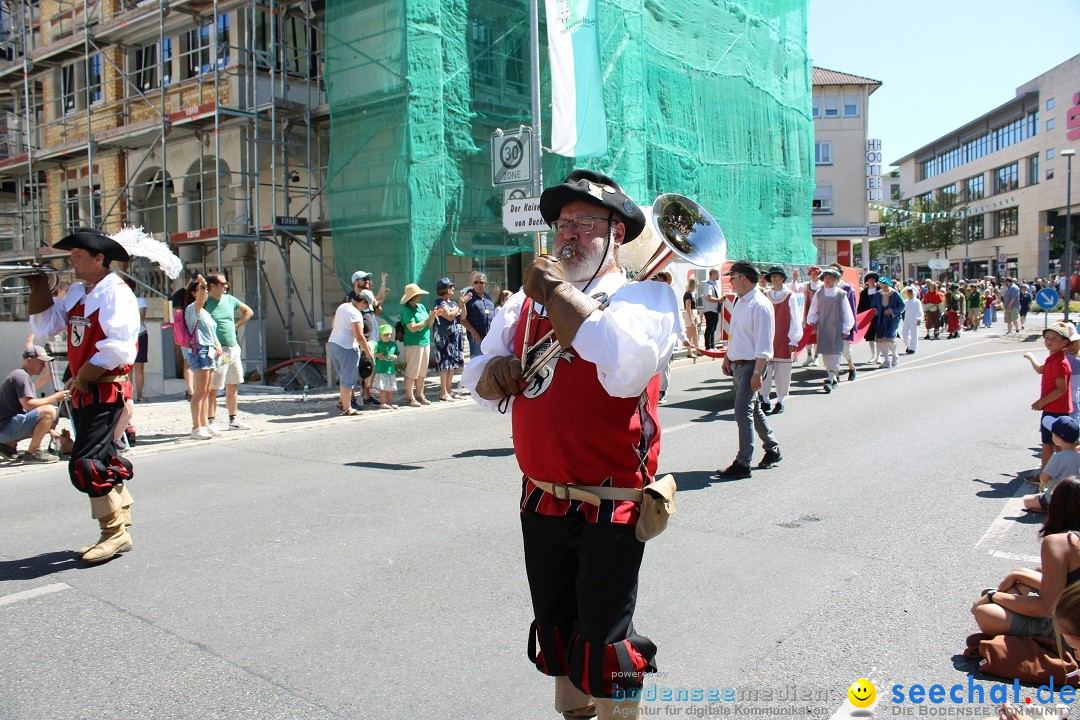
521, 193, 727, 382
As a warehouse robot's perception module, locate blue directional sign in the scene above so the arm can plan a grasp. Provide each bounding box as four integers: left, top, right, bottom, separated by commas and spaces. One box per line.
1036, 288, 1060, 310
869, 260, 879, 271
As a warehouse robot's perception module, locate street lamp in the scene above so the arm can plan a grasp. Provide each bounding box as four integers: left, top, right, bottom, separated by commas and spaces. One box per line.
1064, 148, 1076, 323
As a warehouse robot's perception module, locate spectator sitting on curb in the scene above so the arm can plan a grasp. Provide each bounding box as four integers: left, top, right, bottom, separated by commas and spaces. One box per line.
972, 476, 1080, 641
1023, 416, 1080, 512
0, 346, 69, 463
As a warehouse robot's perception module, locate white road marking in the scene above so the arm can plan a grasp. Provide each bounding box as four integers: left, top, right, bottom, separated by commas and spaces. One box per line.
0, 582, 71, 607
974, 489, 1028, 550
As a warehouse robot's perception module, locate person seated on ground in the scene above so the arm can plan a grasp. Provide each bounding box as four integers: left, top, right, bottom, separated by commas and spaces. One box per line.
1052, 578, 1080, 657
0, 346, 70, 463
972, 476, 1080, 639
1023, 416, 1080, 512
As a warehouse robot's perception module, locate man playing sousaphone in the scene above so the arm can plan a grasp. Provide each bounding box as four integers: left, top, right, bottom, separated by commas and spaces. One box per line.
461, 169, 680, 720
27, 226, 181, 564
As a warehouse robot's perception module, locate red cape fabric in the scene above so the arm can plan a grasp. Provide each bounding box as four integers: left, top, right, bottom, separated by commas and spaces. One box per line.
796, 308, 876, 353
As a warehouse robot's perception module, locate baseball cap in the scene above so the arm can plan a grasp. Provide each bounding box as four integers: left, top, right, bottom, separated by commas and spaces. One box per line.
1043, 415, 1080, 444
378, 324, 393, 336
725, 260, 759, 283
351, 270, 372, 283
22, 345, 53, 361
435, 277, 455, 292
358, 289, 375, 305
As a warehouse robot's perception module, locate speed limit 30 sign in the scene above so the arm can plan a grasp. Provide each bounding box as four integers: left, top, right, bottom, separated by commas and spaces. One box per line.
491, 127, 533, 187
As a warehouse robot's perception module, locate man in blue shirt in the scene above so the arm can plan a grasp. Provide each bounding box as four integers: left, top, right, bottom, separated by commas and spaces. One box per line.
1002, 276, 1021, 335
460, 273, 495, 356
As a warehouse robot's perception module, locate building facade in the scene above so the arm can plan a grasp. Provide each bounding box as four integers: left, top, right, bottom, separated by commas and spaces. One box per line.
811, 67, 882, 268
893, 52, 1080, 281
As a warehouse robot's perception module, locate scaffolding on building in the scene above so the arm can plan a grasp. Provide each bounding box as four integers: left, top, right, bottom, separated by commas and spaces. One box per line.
0, 0, 336, 373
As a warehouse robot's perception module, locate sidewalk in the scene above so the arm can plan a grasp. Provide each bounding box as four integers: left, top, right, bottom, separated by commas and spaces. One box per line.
0, 347, 713, 473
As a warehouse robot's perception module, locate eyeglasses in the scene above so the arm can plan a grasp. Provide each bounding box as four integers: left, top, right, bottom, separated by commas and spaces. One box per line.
551, 216, 612, 234
473, 281, 486, 285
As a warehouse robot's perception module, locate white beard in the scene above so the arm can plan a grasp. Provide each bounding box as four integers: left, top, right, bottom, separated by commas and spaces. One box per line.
561, 237, 617, 283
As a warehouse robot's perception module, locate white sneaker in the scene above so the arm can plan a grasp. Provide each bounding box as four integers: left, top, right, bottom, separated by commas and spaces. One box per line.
228, 418, 250, 430
207, 422, 222, 437
191, 426, 213, 441
891, 357, 899, 367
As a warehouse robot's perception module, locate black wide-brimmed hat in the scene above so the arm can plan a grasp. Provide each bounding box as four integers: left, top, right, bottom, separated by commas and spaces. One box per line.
765, 265, 787, 281
54, 227, 130, 262
863, 271, 879, 281
539, 170, 646, 242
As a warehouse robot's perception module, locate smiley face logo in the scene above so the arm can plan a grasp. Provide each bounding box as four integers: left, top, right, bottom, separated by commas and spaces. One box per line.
848, 678, 876, 709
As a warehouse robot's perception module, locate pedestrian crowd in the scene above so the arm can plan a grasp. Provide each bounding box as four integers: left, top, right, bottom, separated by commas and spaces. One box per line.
326, 268, 499, 413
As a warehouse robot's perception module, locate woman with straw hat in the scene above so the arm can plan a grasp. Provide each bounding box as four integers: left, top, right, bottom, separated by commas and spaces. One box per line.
400, 282, 439, 407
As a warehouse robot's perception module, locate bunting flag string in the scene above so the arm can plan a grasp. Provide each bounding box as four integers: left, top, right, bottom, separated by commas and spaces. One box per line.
868, 196, 1016, 222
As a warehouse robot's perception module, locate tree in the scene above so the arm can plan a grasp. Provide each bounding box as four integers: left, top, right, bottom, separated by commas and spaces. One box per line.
875, 208, 918, 279
914, 193, 962, 262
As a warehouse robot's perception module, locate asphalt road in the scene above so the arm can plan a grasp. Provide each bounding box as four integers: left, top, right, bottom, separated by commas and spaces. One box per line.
0, 324, 1058, 719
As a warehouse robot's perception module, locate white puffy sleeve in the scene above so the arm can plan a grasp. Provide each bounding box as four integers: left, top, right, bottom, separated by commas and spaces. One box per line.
572, 281, 678, 397
29, 285, 82, 339
460, 291, 525, 412
786, 293, 803, 345
91, 285, 140, 369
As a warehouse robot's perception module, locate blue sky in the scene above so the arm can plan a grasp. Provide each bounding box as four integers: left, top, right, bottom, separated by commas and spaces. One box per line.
806, 0, 1080, 168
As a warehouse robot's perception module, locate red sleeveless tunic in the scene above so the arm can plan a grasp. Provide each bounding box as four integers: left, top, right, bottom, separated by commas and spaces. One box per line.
68, 299, 130, 409
771, 292, 793, 361
512, 300, 661, 525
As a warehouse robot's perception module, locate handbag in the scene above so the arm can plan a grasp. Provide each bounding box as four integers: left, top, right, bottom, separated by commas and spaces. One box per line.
635, 474, 677, 542
358, 354, 374, 380
973, 633, 1078, 686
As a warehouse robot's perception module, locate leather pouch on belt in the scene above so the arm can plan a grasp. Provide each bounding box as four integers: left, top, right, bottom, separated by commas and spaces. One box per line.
635, 474, 676, 542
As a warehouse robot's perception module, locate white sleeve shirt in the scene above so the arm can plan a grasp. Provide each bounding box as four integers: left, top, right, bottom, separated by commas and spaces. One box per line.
31, 273, 139, 369
725, 288, 774, 361
460, 272, 679, 412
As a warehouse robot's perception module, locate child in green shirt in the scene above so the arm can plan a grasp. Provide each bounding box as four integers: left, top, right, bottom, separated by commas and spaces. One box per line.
373, 324, 400, 409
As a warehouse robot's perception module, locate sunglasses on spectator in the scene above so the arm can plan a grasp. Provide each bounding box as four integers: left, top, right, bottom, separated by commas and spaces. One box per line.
473, 280, 486, 285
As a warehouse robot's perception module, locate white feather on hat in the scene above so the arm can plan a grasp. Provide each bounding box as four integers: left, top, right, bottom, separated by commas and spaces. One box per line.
108, 226, 184, 279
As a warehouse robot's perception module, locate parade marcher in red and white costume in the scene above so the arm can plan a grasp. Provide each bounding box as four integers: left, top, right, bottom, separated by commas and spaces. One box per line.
798, 265, 823, 366
758, 266, 802, 415
461, 170, 678, 720
828, 262, 859, 382
28, 227, 181, 564
806, 267, 855, 393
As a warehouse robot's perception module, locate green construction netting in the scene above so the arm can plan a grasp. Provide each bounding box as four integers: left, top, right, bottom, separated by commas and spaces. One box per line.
325, 0, 814, 317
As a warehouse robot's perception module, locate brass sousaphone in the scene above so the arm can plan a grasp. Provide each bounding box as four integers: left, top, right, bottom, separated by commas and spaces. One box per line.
521, 193, 727, 382
0, 265, 66, 298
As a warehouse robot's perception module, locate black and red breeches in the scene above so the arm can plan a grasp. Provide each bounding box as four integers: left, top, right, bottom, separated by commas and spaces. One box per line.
69, 400, 132, 498
521, 511, 657, 699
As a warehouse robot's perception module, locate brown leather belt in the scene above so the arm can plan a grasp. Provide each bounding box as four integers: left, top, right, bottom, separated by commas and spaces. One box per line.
96, 374, 130, 384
